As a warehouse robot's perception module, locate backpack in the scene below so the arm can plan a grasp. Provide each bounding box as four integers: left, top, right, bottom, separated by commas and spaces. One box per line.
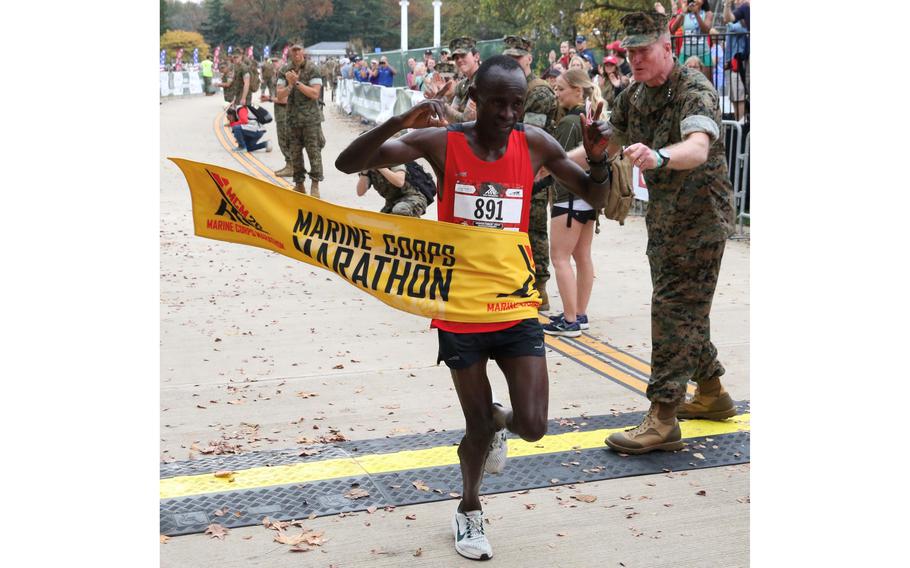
404, 161, 436, 205
248, 62, 261, 91
245, 104, 273, 124
598, 153, 633, 226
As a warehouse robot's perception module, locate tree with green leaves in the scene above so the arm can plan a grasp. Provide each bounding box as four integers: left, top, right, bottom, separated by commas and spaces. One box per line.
199, 0, 238, 48
160, 0, 169, 36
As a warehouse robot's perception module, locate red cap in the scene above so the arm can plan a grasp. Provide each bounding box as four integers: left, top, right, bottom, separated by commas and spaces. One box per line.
603, 55, 619, 66
606, 40, 627, 55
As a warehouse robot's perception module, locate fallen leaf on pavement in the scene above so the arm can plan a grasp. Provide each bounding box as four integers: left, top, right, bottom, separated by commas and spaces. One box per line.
205, 523, 229, 540
572, 494, 597, 503
296, 391, 319, 399
696, 490, 707, 496
414, 548, 423, 556
405, 514, 417, 520
412, 480, 430, 492
525, 503, 536, 510
213, 471, 235, 481
333, 364, 345, 369
160, 535, 170, 544
692, 452, 705, 460
345, 487, 370, 500
557, 532, 567, 537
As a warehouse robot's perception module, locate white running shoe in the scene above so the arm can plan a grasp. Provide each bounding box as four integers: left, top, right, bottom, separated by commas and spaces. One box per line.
484, 427, 508, 474
452, 508, 493, 560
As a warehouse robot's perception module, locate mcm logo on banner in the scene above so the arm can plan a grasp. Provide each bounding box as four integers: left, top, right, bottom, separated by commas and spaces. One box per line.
207, 170, 268, 233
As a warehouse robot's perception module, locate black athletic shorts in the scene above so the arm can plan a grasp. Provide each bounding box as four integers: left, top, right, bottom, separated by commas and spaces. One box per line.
551, 205, 597, 226
437, 318, 545, 370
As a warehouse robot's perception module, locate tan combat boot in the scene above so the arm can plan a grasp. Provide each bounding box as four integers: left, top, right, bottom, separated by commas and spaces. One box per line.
275, 164, 294, 177
293, 181, 307, 194
677, 377, 736, 420
605, 402, 684, 455
309, 179, 320, 198
536, 280, 550, 312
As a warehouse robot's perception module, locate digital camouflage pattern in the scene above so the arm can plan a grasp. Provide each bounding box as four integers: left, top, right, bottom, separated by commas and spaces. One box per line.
281, 57, 325, 182
366, 168, 428, 218
450, 74, 475, 122
502, 35, 532, 56
619, 11, 670, 49
519, 69, 557, 289
281, 58, 324, 126
261, 59, 275, 97
646, 241, 726, 403
448, 36, 476, 56
273, 103, 292, 163
218, 63, 234, 103
608, 63, 734, 404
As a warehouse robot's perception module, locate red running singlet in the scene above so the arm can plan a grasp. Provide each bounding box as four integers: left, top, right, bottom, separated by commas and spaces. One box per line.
431, 123, 536, 334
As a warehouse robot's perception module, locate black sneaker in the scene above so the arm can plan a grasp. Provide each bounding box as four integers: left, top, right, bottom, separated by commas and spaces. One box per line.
543, 318, 581, 337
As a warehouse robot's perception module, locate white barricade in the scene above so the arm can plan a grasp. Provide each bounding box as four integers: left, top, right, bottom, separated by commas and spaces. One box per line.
188, 72, 203, 95
160, 72, 171, 96
336, 79, 425, 125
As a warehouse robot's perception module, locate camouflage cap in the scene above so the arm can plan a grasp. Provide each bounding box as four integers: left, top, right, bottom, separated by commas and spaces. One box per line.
502, 36, 533, 57
449, 36, 476, 55
620, 11, 669, 48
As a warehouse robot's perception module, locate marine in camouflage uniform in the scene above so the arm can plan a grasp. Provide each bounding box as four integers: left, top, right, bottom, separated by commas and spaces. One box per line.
272, 58, 294, 177
360, 166, 428, 217
436, 48, 456, 76
229, 51, 253, 106
444, 37, 480, 123
260, 58, 275, 100
504, 36, 558, 310
603, 12, 736, 455
216, 61, 234, 104
281, 45, 325, 196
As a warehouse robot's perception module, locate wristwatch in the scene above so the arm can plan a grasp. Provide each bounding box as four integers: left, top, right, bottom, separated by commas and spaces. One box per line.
656, 148, 671, 169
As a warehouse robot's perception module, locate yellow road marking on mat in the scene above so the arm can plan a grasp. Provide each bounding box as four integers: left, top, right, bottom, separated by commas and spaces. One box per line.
160, 414, 749, 499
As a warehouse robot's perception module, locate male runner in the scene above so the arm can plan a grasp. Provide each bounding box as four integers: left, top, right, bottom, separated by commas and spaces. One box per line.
336, 55, 610, 561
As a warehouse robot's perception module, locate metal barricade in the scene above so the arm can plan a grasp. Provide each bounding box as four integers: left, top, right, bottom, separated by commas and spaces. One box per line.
721, 120, 749, 238
735, 131, 750, 237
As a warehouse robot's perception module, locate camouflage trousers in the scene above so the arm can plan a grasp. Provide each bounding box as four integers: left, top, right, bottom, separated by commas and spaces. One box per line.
289, 124, 325, 183
273, 104, 291, 163
381, 186, 428, 218
529, 189, 551, 286
646, 240, 727, 404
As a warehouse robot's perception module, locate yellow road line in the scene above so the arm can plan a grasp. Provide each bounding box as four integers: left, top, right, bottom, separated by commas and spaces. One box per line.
537, 316, 694, 396
160, 414, 750, 499
573, 334, 651, 376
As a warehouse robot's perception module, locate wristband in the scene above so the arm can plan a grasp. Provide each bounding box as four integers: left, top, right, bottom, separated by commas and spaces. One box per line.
652, 150, 663, 169
586, 153, 608, 166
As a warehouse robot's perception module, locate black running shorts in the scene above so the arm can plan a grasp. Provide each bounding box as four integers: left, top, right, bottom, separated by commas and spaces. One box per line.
437, 318, 545, 369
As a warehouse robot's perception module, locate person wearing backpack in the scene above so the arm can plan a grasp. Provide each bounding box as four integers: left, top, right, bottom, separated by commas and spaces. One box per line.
226, 105, 272, 154
355, 161, 435, 218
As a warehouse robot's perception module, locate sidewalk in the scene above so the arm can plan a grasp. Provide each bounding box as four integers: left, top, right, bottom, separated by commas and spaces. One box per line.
160, 92, 750, 567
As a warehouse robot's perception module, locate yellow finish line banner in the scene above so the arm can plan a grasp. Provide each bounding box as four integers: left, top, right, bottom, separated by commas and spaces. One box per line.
170, 158, 540, 323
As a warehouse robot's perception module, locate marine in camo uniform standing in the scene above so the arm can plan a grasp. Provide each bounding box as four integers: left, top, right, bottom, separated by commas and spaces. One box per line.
215, 60, 234, 104
280, 45, 325, 197
260, 57, 275, 101
593, 12, 737, 455
229, 50, 253, 107
503, 36, 558, 311
272, 56, 294, 178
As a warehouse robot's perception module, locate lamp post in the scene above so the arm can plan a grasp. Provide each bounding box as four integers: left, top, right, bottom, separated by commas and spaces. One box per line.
400, 1, 409, 51
433, 1, 442, 48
